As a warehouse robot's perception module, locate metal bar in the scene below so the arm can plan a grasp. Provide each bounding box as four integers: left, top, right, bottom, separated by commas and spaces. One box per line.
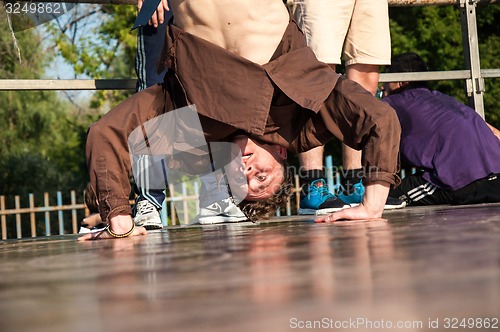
0, 70, 494, 90
460, 0, 485, 118
379, 70, 471, 82
57, 191, 64, 235
482, 69, 500, 78
380, 69, 499, 81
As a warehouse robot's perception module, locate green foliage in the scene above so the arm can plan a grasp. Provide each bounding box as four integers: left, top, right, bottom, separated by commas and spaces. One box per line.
46, 4, 137, 109
322, 4, 500, 161
476, 5, 500, 126
0, 10, 95, 199
389, 4, 500, 128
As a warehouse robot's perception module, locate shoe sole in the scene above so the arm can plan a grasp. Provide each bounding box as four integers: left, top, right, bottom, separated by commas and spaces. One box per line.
196, 216, 248, 225
383, 202, 407, 210
143, 224, 164, 230
349, 202, 407, 210
314, 205, 351, 215
135, 219, 164, 230
298, 205, 350, 216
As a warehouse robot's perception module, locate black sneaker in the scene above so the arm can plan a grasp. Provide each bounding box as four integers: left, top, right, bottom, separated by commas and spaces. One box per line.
384, 196, 407, 210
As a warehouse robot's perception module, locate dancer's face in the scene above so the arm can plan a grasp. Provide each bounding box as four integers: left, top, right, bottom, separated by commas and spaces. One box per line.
228, 136, 287, 201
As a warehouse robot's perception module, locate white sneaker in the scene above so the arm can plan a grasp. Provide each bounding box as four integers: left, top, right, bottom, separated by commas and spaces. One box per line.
133, 199, 163, 230
196, 198, 247, 225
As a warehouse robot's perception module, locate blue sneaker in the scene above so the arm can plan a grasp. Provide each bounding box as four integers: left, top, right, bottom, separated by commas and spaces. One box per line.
337, 180, 365, 204
338, 180, 407, 210
298, 179, 350, 215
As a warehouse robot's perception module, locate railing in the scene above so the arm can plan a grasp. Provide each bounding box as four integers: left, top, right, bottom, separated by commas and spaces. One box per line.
1, 0, 498, 118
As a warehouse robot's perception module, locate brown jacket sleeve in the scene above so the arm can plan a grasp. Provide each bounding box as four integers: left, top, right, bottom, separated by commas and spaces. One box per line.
304, 77, 402, 187
86, 85, 168, 222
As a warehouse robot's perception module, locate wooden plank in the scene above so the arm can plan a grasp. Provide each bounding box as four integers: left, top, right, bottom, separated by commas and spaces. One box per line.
29, 194, 36, 237
1, 196, 6, 240
0, 79, 137, 91
71, 191, 78, 234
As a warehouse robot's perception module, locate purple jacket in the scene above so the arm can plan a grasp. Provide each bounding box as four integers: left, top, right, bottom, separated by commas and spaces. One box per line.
384, 87, 500, 190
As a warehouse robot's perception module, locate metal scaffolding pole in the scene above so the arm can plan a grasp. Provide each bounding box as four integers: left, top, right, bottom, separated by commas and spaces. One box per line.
460, 0, 485, 118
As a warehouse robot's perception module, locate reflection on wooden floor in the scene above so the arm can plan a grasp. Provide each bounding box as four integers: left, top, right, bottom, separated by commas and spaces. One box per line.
0, 203, 499, 332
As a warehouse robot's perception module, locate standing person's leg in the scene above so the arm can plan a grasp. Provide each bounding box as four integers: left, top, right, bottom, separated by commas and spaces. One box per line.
293, 0, 354, 214
297, 147, 350, 215
337, 0, 396, 206
136, 22, 168, 92
338, 65, 379, 205
132, 20, 169, 229
132, 154, 166, 229
346, 64, 381, 95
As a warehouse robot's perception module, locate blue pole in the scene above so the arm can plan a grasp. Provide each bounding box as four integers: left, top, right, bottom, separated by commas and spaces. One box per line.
57, 191, 64, 235
325, 155, 335, 194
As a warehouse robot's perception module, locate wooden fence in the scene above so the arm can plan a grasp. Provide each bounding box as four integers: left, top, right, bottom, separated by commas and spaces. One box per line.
0, 158, 418, 240
0, 175, 303, 240
0, 191, 87, 240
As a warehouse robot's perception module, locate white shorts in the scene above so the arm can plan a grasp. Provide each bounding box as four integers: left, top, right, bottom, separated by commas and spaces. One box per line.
293, 0, 391, 66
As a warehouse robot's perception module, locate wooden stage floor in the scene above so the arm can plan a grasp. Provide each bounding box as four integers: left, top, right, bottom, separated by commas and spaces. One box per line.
1, 203, 499, 332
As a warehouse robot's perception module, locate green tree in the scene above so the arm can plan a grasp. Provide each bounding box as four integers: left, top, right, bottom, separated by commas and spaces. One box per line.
324, 4, 500, 165
46, 4, 137, 109
0, 10, 91, 197
389, 4, 500, 128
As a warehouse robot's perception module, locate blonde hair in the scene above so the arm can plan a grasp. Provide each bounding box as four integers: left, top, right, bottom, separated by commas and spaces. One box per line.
239, 166, 293, 221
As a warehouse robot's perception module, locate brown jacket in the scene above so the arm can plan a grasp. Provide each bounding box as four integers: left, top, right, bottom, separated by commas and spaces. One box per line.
87, 19, 401, 221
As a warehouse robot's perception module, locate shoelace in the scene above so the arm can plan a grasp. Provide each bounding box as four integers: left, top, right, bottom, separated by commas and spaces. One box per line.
136, 200, 156, 215
311, 180, 335, 199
